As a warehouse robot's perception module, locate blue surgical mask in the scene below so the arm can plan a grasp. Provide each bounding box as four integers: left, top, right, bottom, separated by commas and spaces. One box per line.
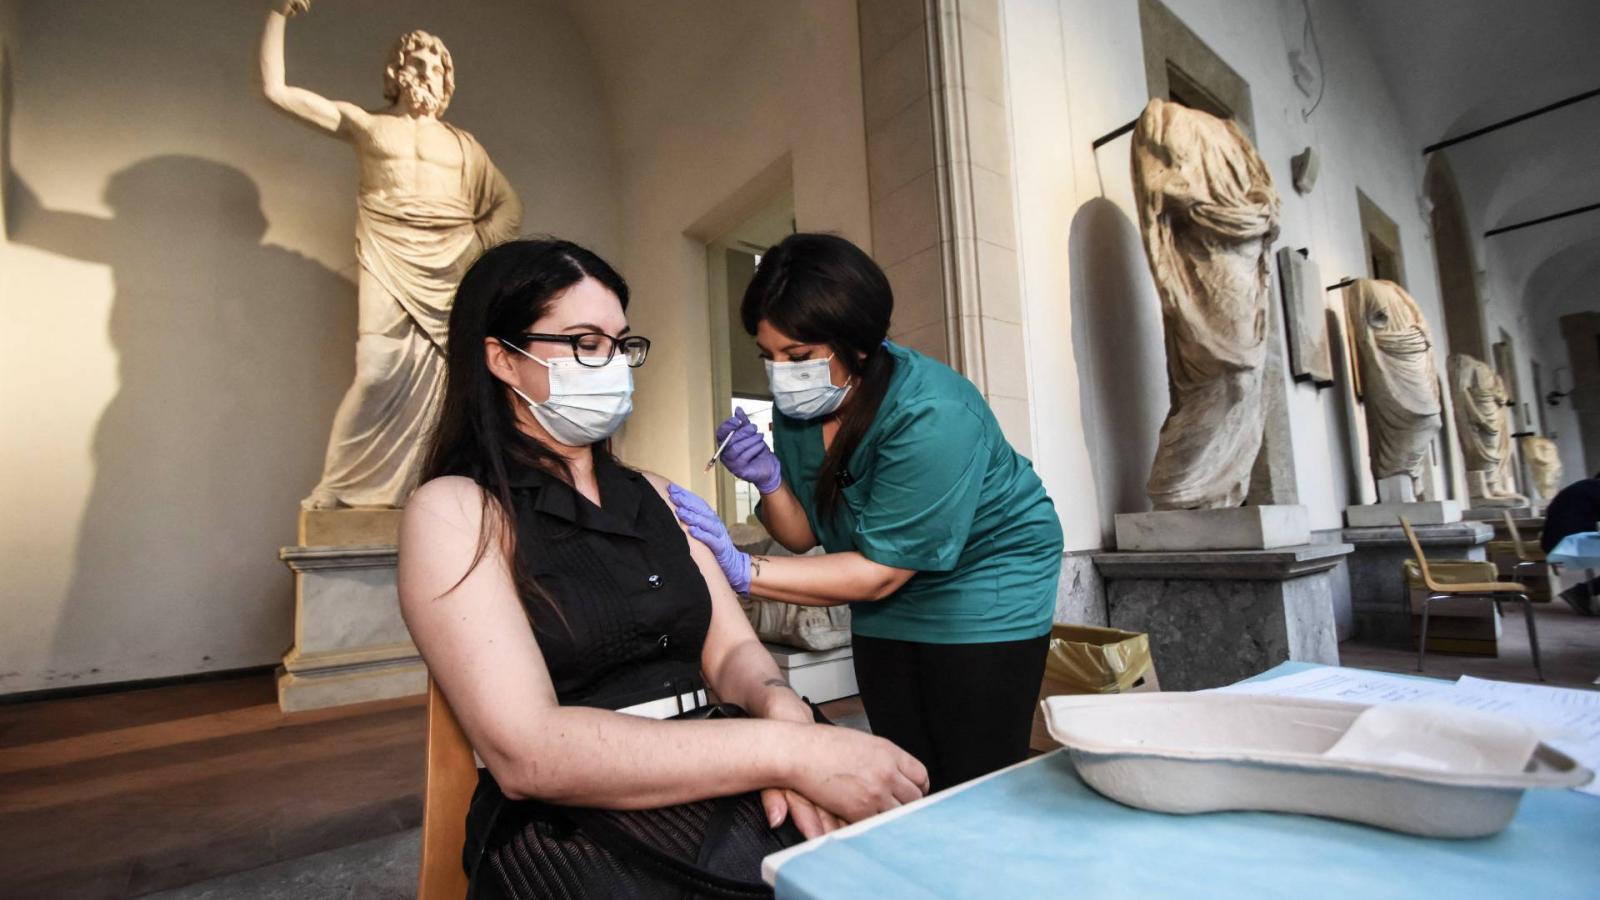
500, 339, 634, 446
765, 355, 851, 420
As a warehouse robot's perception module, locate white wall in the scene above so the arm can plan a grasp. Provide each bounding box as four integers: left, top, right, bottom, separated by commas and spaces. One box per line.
0, 0, 619, 694
1002, 0, 1452, 548
566, 1, 872, 495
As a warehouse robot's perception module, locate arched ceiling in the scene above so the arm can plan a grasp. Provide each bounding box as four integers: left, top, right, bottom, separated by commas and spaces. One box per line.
1350, 0, 1600, 311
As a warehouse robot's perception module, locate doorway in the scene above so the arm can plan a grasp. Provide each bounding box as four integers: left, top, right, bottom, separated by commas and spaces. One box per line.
704, 192, 795, 527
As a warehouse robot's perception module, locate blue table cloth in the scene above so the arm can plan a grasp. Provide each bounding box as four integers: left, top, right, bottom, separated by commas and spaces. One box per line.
769, 662, 1600, 899
1548, 531, 1600, 569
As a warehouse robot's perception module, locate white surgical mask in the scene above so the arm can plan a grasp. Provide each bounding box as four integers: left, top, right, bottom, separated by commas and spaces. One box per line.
500, 339, 634, 446
765, 355, 851, 420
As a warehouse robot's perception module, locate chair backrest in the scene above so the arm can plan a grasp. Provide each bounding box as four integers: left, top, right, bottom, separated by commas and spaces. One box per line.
418, 677, 476, 900
1503, 510, 1529, 560
1398, 517, 1443, 592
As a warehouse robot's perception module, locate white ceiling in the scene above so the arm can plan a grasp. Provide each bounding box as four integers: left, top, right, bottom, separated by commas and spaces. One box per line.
1350, 0, 1600, 315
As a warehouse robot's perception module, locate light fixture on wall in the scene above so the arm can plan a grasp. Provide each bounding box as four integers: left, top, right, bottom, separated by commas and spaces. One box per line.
1546, 366, 1572, 407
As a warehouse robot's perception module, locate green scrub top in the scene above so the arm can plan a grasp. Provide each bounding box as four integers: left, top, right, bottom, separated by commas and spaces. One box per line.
767, 341, 1064, 644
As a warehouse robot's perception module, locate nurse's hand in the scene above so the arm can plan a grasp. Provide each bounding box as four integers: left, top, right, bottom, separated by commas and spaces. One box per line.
668, 484, 751, 594
715, 408, 782, 495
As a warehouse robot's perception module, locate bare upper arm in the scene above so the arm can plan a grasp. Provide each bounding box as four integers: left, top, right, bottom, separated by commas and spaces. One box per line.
398, 476, 560, 778
263, 86, 371, 138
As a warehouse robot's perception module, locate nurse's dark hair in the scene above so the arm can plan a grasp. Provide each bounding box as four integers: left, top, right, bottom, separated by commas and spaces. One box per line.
740, 232, 895, 520
419, 237, 629, 611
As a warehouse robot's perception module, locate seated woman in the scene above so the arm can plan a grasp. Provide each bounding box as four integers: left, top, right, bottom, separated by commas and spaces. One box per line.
398, 238, 927, 898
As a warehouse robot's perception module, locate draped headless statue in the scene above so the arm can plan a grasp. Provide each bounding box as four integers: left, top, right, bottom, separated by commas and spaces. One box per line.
1447, 354, 1527, 507
1345, 279, 1442, 495
1132, 99, 1281, 509
1519, 435, 1562, 502
262, 1, 523, 508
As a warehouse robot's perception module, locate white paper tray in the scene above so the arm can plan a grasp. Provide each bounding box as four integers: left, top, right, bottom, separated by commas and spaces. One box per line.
1042, 692, 1592, 838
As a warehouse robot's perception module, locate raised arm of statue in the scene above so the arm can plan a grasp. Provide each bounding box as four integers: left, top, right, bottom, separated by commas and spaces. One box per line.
260, 1, 370, 138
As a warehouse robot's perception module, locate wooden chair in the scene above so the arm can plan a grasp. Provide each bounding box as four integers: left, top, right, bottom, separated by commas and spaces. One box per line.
1502, 511, 1549, 584
1400, 517, 1543, 681
418, 677, 477, 900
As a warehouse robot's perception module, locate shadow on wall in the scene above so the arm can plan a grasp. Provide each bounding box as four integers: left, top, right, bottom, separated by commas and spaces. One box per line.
5, 148, 353, 680
1068, 197, 1167, 543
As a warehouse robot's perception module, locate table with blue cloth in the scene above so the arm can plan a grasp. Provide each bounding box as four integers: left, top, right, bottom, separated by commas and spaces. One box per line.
1548, 531, 1600, 615
763, 662, 1600, 899
1548, 531, 1600, 569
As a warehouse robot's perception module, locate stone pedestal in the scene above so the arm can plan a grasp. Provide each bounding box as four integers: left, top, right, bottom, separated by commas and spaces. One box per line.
1114, 505, 1310, 552
1463, 504, 1538, 523
277, 510, 424, 713
1344, 500, 1462, 528
1092, 543, 1350, 691
1341, 520, 1492, 647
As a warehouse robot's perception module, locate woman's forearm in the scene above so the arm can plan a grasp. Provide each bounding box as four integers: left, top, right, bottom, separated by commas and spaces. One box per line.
749, 552, 913, 606
492, 711, 806, 808
757, 483, 818, 553
707, 638, 813, 724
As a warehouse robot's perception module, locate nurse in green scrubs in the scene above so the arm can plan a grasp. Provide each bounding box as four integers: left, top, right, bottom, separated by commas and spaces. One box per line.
669, 233, 1064, 792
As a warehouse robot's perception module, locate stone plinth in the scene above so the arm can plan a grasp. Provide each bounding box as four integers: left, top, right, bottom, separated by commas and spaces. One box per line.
277, 510, 424, 713
1114, 505, 1310, 552
1483, 515, 1545, 544
1092, 543, 1349, 691
1462, 504, 1537, 522
1345, 500, 1461, 528
1341, 521, 1492, 647
299, 508, 404, 547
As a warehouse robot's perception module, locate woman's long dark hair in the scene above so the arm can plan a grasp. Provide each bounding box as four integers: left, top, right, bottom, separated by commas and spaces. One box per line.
740, 233, 894, 520
420, 237, 629, 605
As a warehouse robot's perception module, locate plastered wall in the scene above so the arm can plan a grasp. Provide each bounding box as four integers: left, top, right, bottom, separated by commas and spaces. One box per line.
0, 0, 619, 694
1002, 0, 1459, 549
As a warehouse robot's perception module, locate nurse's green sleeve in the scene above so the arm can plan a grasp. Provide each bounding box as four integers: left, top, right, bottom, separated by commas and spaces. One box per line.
851, 399, 987, 572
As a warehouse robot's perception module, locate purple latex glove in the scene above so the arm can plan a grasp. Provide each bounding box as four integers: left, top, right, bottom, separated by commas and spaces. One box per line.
715, 408, 782, 495
668, 483, 752, 594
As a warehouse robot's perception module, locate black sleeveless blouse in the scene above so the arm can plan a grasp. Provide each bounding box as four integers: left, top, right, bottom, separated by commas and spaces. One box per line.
500, 453, 712, 710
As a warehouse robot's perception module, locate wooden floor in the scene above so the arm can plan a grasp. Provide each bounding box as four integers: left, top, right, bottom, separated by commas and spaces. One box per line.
0, 602, 1592, 899
0, 679, 426, 899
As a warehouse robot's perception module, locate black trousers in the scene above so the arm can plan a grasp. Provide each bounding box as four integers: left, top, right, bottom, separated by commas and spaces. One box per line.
851, 632, 1049, 793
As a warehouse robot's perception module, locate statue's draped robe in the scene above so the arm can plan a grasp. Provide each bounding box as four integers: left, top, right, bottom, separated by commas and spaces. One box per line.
1347, 279, 1442, 488
1448, 353, 1525, 505
1520, 435, 1562, 501
308, 124, 519, 508
1132, 99, 1281, 509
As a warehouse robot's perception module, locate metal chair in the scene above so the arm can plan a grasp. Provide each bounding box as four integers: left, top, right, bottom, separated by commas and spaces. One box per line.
1501, 511, 1549, 585
1399, 517, 1543, 681
418, 677, 476, 900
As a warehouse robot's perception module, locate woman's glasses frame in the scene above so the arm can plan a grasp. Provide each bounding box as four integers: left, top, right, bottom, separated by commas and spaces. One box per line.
514, 332, 651, 368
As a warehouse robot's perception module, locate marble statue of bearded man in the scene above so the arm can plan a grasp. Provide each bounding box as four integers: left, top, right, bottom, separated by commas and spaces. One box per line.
1132, 98, 1281, 509
262, 1, 523, 508
1448, 353, 1527, 507
1346, 279, 1442, 495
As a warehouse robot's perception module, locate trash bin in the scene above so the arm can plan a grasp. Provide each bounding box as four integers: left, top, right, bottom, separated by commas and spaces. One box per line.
1030, 624, 1159, 752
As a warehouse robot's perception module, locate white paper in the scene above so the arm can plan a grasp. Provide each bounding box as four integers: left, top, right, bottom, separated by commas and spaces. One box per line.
1215, 667, 1600, 796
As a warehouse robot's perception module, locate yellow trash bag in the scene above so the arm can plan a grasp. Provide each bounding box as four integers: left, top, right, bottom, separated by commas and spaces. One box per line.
1030, 624, 1159, 752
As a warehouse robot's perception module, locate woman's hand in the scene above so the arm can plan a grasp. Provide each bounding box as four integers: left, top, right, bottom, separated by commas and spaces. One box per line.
784, 725, 928, 823
668, 484, 751, 594
761, 787, 845, 839
715, 408, 782, 495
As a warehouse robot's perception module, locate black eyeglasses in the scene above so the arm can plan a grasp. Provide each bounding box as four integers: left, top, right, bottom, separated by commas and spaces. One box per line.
514, 332, 651, 368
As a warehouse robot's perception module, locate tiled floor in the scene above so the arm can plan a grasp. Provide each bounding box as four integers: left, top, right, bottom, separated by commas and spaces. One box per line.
1339, 593, 1599, 688
1, 604, 1592, 899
